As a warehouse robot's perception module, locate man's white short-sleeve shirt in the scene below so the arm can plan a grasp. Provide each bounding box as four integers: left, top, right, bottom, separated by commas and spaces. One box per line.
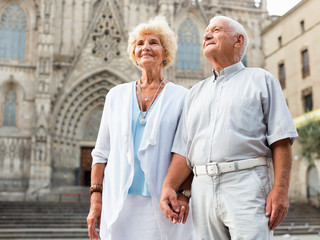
172, 62, 298, 168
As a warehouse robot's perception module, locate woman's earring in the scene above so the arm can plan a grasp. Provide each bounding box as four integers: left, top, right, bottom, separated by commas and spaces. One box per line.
136, 62, 139, 66
163, 60, 167, 65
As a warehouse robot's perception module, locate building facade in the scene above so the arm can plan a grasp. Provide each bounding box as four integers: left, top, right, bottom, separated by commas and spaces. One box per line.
0, 0, 269, 201
263, 0, 320, 204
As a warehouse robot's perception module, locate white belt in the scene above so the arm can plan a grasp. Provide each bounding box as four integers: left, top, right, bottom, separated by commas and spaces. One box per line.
193, 157, 269, 177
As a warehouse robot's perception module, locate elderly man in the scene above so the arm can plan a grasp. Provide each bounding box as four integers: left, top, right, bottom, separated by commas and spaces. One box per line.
160, 16, 298, 239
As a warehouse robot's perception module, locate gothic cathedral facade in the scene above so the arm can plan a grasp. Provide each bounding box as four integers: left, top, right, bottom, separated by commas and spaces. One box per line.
0, 0, 269, 200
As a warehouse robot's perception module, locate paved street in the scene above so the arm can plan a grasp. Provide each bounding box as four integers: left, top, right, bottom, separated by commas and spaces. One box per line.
275, 234, 320, 240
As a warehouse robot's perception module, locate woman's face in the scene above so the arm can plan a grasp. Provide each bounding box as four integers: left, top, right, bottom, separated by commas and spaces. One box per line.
134, 34, 165, 70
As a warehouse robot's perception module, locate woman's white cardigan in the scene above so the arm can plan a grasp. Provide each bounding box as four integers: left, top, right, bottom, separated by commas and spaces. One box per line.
92, 81, 194, 240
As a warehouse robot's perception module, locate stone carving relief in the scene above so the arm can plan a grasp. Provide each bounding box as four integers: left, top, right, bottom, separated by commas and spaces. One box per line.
0, 137, 31, 190
36, 125, 47, 142
38, 76, 50, 93
43, 0, 52, 34
52, 143, 79, 169
39, 57, 51, 75
91, 1, 121, 62
34, 143, 46, 162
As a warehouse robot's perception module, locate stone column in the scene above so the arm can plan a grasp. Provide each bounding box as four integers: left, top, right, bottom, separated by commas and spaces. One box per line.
26, 0, 54, 200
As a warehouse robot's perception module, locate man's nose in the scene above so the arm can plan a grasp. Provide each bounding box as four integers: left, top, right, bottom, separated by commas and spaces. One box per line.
204, 33, 212, 41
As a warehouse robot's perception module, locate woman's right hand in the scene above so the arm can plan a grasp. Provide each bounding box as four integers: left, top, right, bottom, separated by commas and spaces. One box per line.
87, 192, 102, 240
176, 193, 190, 224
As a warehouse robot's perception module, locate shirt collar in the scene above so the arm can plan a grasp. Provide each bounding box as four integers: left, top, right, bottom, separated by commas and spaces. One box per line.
212, 61, 245, 82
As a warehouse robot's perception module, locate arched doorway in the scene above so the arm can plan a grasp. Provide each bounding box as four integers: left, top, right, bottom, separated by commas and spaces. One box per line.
307, 165, 319, 205
80, 147, 94, 186
80, 107, 103, 186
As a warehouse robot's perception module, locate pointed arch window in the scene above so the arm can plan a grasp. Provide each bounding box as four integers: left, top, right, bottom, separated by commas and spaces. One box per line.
177, 19, 200, 71
0, 3, 26, 59
4, 89, 17, 126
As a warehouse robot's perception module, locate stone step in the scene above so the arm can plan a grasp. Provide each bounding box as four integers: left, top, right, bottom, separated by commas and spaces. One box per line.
0, 201, 90, 238
280, 220, 320, 225
0, 228, 90, 239
275, 226, 320, 236
0, 208, 88, 212
0, 233, 89, 239
0, 212, 87, 216
0, 223, 87, 228
0, 217, 87, 222
274, 202, 320, 235
275, 227, 320, 235
1, 201, 319, 238
0, 204, 89, 213
0, 203, 89, 208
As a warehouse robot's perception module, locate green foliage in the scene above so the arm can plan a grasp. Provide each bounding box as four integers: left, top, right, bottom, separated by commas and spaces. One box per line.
298, 120, 320, 163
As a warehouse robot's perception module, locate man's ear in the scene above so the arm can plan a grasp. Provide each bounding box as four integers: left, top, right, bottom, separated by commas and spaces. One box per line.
234, 34, 244, 49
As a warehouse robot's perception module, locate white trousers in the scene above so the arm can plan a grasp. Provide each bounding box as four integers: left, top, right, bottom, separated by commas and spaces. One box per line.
191, 166, 273, 240
109, 194, 162, 240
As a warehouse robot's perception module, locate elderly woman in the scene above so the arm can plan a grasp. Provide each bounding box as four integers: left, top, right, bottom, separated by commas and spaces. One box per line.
86, 16, 194, 240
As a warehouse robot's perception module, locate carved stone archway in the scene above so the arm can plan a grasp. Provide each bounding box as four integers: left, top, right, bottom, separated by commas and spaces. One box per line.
51, 70, 125, 186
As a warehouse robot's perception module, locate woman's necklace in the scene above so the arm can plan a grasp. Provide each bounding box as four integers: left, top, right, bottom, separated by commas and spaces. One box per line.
137, 78, 164, 125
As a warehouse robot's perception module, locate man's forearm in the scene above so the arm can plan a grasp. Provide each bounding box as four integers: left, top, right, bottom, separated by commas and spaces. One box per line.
163, 153, 192, 191
271, 138, 292, 191
178, 173, 193, 191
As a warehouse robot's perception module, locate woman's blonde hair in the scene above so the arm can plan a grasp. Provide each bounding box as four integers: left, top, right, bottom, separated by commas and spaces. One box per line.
127, 15, 177, 69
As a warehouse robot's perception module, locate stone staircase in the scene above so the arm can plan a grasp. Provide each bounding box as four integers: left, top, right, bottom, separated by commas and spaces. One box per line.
0, 201, 319, 239
0, 201, 90, 239
274, 202, 320, 236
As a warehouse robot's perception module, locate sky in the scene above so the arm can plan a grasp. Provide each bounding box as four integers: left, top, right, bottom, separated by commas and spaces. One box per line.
267, 0, 302, 16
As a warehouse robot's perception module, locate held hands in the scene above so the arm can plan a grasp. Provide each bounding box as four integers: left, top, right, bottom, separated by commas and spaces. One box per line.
159, 186, 190, 224
87, 193, 102, 240
176, 193, 190, 224
265, 186, 289, 230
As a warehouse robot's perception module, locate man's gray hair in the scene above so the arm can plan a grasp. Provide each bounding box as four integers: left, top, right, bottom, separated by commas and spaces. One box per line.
209, 16, 249, 60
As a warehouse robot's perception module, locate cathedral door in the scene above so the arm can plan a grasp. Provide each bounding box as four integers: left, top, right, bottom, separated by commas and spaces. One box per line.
80, 147, 94, 186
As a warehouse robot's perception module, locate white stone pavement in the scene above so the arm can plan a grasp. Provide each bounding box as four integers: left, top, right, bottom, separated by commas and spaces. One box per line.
274, 234, 320, 240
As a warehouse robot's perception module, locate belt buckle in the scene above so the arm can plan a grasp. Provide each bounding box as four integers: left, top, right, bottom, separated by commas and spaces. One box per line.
206, 162, 219, 177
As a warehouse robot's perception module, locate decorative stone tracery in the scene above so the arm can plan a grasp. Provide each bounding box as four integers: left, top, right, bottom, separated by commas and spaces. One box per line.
91, 0, 121, 61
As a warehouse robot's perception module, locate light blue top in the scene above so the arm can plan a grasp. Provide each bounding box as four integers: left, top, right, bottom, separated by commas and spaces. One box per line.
128, 81, 162, 197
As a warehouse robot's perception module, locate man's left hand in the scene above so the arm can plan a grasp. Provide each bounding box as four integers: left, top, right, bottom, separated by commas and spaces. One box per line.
265, 186, 289, 230
176, 193, 190, 224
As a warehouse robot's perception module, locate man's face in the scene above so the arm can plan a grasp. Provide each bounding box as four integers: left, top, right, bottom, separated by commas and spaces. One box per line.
202, 19, 237, 60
